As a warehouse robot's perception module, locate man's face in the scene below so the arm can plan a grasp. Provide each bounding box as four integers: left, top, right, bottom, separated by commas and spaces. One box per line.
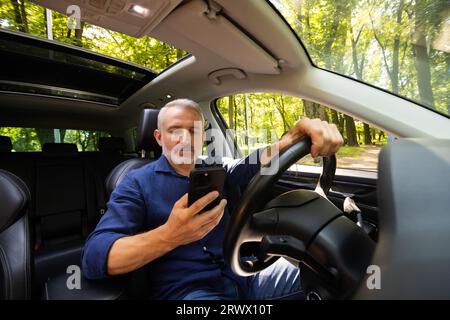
154, 106, 204, 165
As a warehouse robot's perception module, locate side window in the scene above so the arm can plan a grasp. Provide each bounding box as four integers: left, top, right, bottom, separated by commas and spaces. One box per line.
216, 93, 395, 171
0, 127, 110, 152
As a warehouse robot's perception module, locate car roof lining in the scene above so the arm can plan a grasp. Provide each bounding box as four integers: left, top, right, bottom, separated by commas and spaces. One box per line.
34, 0, 185, 38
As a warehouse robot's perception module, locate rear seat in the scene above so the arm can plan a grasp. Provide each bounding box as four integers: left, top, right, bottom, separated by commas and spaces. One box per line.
36, 143, 90, 245
33, 143, 93, 291
0, 135, 129, 296
83, 137, 132, 216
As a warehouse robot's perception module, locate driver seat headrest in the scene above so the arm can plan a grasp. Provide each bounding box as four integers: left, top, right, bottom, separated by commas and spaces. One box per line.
136, 108, 162, 156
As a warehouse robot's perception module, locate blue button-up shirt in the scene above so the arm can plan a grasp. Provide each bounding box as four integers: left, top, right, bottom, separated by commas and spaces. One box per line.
82, 152, 261, 299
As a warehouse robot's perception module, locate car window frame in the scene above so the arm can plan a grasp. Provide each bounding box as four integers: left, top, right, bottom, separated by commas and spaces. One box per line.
210, 95, 384, 175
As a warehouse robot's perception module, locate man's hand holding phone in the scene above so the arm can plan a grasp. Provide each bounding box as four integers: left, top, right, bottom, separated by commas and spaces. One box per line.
159, 191, 227, 247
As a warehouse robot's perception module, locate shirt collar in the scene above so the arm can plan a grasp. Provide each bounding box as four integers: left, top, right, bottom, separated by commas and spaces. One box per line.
154, 154, 193, 178
154, 154, 177, 174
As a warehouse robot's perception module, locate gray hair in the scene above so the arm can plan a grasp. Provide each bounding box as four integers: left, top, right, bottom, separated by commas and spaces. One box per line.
157, 98, 205, 130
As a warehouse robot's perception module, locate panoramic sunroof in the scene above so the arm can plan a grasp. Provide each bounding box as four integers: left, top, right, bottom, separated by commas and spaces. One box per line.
0, 29, 156, 105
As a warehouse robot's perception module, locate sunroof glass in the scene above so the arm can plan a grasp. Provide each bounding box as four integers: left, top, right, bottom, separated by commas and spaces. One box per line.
0, 30, 156, 105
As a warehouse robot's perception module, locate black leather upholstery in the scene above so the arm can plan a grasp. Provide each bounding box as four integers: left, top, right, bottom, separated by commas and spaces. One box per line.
44, 272, 125, 300
0, 169, 31, 300
105, 158, 151, 196
136, 108, 162, 154
42, 143, 78, 154
0, 169, 30, 232
105, 109, 161, 196
98, 137, 126, 153
0, 136, 12, 152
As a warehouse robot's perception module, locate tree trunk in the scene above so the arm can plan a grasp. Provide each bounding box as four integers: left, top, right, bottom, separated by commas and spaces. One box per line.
60, 129, 66, 143
303, 100, 316, 119
413, 34, 435, 108
74, 21, 85, 47
345, 115, 359, 146
249, 97, 253, 126
330, 109, 340, 127
10, 0, 28, 33
302, 100, 329, 122
392, 0, 404, 94
412, 0, 435, 109
372, 0, 404, 94
244, 96, 249, 148
317, 105, 329, 122
35, 128, 55, 147
273, 97, 287, 133
228, 96, 234, 129
233, 96, 237, 132
339, 114, 345, 134
363, 123, 371, 145
19, 0, 28, 33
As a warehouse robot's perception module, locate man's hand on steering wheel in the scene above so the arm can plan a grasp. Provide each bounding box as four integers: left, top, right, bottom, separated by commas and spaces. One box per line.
280, 117, 344, 157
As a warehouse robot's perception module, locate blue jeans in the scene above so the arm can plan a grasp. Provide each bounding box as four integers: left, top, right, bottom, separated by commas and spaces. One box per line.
182, 258, 304, 300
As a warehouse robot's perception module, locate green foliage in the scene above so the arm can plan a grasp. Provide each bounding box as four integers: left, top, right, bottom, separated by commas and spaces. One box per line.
0, 127, 40, 151
0, 0, 187, 72
0, 127, 110, 152
272, 0, 449, 115
217, 93, 388, 153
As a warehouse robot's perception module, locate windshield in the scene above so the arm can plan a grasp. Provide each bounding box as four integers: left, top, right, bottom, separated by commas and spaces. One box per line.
0, 0, 188, 73
270, 0, 450, 117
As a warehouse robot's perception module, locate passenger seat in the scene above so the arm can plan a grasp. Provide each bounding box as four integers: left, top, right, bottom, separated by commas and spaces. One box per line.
105, 109, 161, 196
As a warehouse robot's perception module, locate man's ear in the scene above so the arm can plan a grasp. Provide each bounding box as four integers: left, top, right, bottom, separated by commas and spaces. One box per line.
154, 129, 162, 146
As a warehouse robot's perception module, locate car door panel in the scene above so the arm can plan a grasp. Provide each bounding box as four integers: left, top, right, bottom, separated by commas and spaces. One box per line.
272, 169, 378, 227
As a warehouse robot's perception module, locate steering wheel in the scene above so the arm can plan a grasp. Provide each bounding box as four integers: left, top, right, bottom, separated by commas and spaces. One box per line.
224, 138, 334, 274
224, 138, 374, 298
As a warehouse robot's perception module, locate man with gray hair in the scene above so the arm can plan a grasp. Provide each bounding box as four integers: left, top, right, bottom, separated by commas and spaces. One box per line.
83, 98, 343, 299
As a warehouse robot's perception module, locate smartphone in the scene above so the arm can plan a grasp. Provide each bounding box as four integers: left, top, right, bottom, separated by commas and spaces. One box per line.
188, 166, 226, 213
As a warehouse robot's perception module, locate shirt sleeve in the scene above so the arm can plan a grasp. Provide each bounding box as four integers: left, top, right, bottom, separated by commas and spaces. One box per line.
222, 148, 262, 187
82, 173, 146, 279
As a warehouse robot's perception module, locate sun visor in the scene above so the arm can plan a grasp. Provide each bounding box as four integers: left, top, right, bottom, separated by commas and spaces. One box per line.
33, 0, 183, 37
151, 0, 281, 75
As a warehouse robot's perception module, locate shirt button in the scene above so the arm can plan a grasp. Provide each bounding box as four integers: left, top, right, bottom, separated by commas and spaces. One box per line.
203, 246, 207, 251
